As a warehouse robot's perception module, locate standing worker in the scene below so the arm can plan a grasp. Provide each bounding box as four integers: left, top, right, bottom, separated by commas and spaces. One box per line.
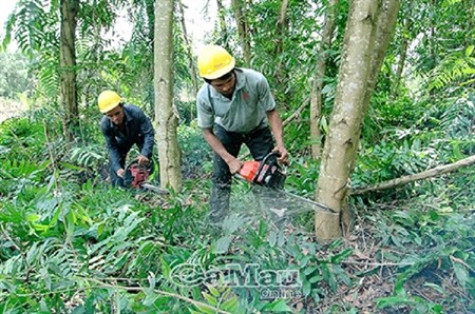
196, 44, 289, 223
98, 90, 155, 187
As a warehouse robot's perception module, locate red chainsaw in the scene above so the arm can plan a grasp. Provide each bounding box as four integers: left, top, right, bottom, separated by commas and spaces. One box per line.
124, 158, 168, 194
236, 152, 335, 214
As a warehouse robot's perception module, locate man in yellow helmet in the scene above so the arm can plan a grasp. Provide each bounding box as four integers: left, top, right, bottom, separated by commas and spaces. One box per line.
98, 90, 155, 187
196, 45, 289, 222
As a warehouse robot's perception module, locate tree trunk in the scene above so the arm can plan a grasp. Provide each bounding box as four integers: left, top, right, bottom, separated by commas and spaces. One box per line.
315, 0, 400, 241
154, 0, 182, 191
273, 0, 289, 89
178, 0, 199, 98
275, 0, 289, 56
59, 0, 79, 141
310, 0, 339, 159
391, 34, 408, 99
216, 0, 231, 52
231, 0, 251, 64
361, 0, 401, 115
351, 155, 475, 195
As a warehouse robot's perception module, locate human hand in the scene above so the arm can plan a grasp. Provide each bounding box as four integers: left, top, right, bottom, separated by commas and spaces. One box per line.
273, 146, 289, 166
137, 155, 149, 165
117, 168, 125, 178
227, 157, 243, 174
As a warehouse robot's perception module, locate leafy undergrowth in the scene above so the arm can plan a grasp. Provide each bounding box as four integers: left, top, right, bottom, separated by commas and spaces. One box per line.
0, 111, 474, 313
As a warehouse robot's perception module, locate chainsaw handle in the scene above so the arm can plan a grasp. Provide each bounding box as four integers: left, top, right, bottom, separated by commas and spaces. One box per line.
125, 157, 154, 172
256, 152, 287, 178
123, 157, 154, 188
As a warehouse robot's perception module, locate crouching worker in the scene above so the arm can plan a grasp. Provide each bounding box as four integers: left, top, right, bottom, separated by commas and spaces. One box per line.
98, 90, 155, 187
196, 45, 289, 223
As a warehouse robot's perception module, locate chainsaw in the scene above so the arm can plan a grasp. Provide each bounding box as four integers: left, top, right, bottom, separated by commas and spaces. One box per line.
236, 152, 335, 215
123, 158, 168, 194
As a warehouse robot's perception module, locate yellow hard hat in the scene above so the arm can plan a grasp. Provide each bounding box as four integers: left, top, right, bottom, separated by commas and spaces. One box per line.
98, 90, 121, 113
198, 45, 235, 80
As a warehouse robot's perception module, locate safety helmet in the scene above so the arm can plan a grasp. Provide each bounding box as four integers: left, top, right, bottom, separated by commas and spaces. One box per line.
98, 90, 121, 113
198, 45, 235, 80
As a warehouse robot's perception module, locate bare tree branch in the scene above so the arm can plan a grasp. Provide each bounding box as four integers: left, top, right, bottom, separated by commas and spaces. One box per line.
351, 155, 475, 195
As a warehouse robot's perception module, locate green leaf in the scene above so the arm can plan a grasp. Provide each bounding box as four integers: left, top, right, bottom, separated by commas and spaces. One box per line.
221, 296, 239, 312
309, 275, 322, 284
202, 292, 218, 306
320, 115, 329, 134
142, 293, 158, 306
161, 258, 171, 280
303, 265, 317, 275
303, 280, 311, 297
268, 230, 277, 247
194, 304, 216, 314
213, 236, 232, 254
376, 296, 412, 308
452, 261, 469, 288
465, 45, 474, 57
26, 213, 41, 222
208, 285, 220, 298
262, 299, 292, 312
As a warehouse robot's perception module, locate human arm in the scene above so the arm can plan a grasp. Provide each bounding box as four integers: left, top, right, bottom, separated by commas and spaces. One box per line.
101, 120, 125, 176
202, 128, 243, 174
266, 109, 289, 165
255, 73, 289, 165
137, 110, 155, 164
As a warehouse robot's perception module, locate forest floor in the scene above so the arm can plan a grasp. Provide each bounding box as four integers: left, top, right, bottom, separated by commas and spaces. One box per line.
138, 184, 472, 313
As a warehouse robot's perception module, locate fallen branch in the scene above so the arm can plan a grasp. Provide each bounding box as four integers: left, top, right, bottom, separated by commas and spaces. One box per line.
350, 154, 475, 195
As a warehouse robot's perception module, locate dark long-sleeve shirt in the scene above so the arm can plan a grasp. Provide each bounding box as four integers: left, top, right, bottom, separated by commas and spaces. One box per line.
100, 104, 155, 172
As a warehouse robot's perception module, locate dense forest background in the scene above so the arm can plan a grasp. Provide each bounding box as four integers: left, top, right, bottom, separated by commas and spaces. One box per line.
0, 0, 473, 312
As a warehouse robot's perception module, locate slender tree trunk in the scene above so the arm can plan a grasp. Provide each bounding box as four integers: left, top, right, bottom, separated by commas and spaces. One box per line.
391, 34, 408, 99
315, 0, 401, 240
216, 0, 231, 51
275, 0, 289, 57
310, 0, 339, 159
178, 0, 199, 98
273, 0, 289, 89
146, 0, 155, 111
59, 0, 78, 140
231, 0, 251, 64
361, 0, 401, 114
154, 0, 182, 191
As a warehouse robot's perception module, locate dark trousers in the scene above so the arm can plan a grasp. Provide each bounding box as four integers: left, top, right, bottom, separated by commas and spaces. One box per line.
109, 152, 127, 187
210, 124, 275, 221
109, 141, 145, 187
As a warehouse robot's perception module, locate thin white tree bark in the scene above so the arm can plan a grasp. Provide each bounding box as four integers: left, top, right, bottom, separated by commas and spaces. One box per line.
315, 0, 401, 240
154, 0, 182, 191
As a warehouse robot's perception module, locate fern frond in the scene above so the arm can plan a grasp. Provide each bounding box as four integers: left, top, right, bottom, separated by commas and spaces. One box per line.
428, 47, 475, 91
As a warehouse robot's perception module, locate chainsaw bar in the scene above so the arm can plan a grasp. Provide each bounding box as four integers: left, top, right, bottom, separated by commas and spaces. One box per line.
236, 152, 337, 215
278, 190, 336, 213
